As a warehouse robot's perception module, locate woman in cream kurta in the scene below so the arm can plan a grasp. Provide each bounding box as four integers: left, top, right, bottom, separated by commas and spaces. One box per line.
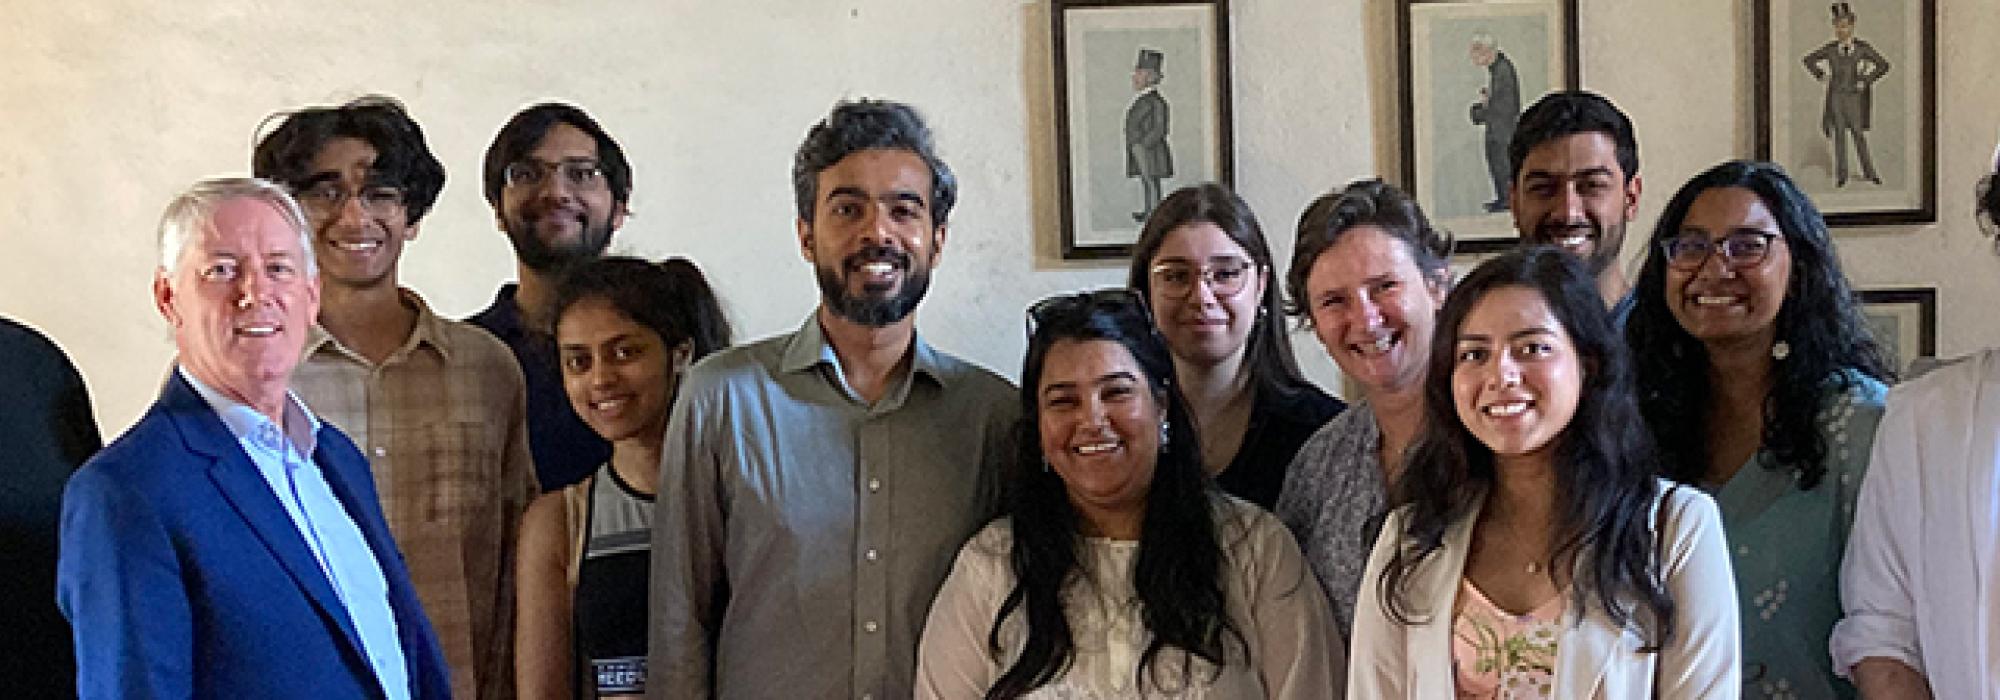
1347, 482, 1741, 699
917, 497, 1340, 699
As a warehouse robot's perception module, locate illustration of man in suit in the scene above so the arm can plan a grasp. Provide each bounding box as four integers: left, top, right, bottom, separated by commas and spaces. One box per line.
1125, 48, 1173, 222
1469, 31, 1520, 213
1803, 2, 1890, 187
56, 178, 450, 699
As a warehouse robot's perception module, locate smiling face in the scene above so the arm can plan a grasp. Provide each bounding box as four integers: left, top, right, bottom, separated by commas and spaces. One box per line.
1037, 338, 1164, 533
557, 296, 683, 445
498, 122, 626, 273
799, 148, 944, 327
298, 137, 412, 290
156, 196, 321, 412
1305, 225, 1447, 397
1145, 222, 1266, 369
1510, 132, 1641, 276
1664, 186, 1793, 349
1450, 286, 1582, 467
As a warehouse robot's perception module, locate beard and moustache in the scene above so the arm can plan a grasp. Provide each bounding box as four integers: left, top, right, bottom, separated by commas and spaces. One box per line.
818, 243, 932, 327
1531, 219, 1627, 276
507, 204, 615, 274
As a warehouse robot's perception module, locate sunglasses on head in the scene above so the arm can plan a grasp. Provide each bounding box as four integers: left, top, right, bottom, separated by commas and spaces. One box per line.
1024, 288, 1152, 339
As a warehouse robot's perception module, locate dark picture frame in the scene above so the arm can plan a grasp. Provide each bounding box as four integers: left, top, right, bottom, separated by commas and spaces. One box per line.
1052, 0, 1233, 260
1857, 287, 1938, 375
1754, 0, 1936, 226
1397, 0, 1579, 254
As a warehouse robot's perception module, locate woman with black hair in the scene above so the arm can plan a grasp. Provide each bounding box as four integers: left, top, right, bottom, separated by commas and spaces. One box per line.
1350, 247, 1739, 698
1626, 160, 1890, 698
513, 257, 731, 699
1127, 184, 1344, 509
915, 290, 1338, 699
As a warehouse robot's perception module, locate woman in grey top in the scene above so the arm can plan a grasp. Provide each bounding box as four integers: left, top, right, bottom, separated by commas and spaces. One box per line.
1273, 180, 1452, 647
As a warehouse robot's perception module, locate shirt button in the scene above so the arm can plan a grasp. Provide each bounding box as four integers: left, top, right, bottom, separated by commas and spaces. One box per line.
865, 548, 880, 562
866, 477, 881, 493
372, 446, 388, 458
863, 620, 879, 633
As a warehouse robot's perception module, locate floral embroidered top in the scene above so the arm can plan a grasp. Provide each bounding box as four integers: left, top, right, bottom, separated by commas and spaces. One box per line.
1451, 580, 1566, 700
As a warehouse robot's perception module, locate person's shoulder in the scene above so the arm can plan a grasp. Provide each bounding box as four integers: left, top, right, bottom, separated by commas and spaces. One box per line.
682, 333, 790, 387
1654, 477, 1721, 525
0, 315, 78, 375
926, 347, 1017, 394
1886, 348, 2000, 410
74, 407, 189, 488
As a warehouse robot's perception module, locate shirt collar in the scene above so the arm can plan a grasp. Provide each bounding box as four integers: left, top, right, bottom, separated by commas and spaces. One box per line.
779, 312, 950, 391
178, 365, 321, 459
304, 288, 454, 364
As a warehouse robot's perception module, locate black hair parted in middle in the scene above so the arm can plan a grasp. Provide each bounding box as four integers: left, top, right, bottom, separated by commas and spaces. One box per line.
988, 292, 1246, 699
792, 99, 958, 229
1381, 246, 1676, 650
1626, 160, 1892, 492
251, 94, 447, 226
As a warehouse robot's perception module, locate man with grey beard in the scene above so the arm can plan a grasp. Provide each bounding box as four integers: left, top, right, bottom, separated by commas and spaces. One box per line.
469, 102, 632, 491
648, 99, 1016, 700
1507, 91, 1644, 324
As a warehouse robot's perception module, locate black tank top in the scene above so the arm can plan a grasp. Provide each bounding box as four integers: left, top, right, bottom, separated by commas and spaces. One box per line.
573, 464, 653, 696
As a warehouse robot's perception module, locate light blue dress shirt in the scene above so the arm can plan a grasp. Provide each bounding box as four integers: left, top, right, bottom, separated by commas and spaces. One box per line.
180, 367, 411, 700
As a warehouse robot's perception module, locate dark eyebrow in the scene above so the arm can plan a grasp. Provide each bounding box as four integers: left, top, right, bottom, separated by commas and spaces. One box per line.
825, 186, 928, 210
1507, 327, 1559, 342
1040, 370, 1141, 397
1522, 166, 1618, 181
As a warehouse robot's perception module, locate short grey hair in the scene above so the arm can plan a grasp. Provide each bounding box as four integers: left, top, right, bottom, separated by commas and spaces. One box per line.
157, 177, 316, 277
1470, 31, 1498, 51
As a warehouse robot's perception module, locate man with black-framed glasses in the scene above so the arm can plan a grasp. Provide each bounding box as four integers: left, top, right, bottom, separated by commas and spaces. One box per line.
469, 101, 634, 493
254, 95, 537, 700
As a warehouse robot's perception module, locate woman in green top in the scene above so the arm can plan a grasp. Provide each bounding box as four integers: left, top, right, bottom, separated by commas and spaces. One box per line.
1626, 160, 1892, 699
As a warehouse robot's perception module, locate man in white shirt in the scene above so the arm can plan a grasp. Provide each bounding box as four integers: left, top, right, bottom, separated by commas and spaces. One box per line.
1832, 157, 2000, 698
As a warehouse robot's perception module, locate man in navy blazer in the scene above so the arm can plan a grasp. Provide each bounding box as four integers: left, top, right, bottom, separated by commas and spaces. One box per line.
57, 177, 450, 699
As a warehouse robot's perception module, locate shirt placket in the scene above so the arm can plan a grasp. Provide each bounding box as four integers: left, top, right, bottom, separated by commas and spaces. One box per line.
850, 413, 890, 700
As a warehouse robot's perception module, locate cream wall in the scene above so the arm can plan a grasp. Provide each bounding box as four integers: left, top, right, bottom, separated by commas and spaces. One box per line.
4, 0, 1997, 435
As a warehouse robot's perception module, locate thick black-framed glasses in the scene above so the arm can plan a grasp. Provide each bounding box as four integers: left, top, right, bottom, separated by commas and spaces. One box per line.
1024, 288, 1152, 339
1659, 231, 1781, 270
503, 158, 605, 190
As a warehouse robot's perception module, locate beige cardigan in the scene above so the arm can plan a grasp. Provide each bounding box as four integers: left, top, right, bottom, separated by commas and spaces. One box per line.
1347, 479, 1741, 699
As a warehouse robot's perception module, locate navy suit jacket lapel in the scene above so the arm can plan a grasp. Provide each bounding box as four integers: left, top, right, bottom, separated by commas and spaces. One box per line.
164, 375, 372, 673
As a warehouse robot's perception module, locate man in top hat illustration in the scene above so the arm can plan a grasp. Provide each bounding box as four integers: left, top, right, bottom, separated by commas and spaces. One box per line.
1803, 2, 1891, 187
1125, 48, 1173, 222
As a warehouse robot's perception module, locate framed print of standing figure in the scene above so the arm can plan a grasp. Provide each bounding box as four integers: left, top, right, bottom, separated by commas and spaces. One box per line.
1757, 0, 1936, 225
1398, 0, 1579, 254
1053, 0, 1232, 260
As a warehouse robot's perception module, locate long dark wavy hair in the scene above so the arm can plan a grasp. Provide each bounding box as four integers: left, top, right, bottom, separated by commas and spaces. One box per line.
987, 291, 1245, 698
1127, 183, 1318, 403
1379, 247, 1675, 646
1626, 160, 1891, 490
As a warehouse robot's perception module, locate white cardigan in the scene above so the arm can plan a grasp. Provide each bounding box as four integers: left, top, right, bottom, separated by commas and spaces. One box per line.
1832, 348, 2000, 697
1346, 479, 1741, 699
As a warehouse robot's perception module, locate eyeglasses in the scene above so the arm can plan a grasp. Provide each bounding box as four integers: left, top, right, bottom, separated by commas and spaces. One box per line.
1148, 258, 1256, 299
1025, 288, 1152, 339
294, 182, 405, 217
1659, 232, 1781, 270
503, 158, 606, 190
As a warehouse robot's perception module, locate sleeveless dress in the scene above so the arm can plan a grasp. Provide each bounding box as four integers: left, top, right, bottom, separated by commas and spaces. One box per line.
572, 464, 654, 696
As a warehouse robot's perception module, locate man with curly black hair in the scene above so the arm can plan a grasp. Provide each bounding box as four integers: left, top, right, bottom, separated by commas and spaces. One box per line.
255, 96, 537, 700
648, 99, 1017, 700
